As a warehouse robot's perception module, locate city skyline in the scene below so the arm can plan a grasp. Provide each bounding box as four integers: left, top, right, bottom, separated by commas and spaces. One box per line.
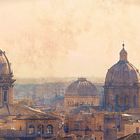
1, 0, 140, 78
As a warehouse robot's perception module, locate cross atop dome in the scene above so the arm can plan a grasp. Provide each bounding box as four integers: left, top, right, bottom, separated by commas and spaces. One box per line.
122, 43, 125, 48
120, 43, 127, 61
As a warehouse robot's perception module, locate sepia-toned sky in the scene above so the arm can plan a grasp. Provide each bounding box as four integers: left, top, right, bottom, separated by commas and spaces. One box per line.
1, 0, 140, 78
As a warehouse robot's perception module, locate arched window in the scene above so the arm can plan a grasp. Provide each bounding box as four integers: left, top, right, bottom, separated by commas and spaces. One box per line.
115, 95, 120, 111
133, 95, 137, 108
74, 122, 80, 130
3, 90, 8, 102
115, 95, 119, 105
64, 125, 69, 133
46, 125, 53, 134
98, 125, 102, 131
28, 125, 35, 135
37, 125, 44, 135
19, 126, 22, 131
108, 103, 113, 112
85, 126, 90, 131
117, 125, 121, 132
124, 96, 129, 106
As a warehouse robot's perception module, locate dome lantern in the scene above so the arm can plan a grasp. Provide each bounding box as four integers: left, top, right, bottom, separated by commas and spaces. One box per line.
120, 43, 127, 61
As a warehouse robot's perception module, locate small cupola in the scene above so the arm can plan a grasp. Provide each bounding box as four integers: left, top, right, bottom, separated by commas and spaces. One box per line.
120, 43, 128, 61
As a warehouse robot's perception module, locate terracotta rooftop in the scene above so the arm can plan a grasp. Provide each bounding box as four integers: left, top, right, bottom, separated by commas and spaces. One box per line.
118, 133, 140, 140
14, 114, 59, 120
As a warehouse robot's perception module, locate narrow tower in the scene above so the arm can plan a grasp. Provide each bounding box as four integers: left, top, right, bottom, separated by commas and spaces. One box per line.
0, 50, 15, 107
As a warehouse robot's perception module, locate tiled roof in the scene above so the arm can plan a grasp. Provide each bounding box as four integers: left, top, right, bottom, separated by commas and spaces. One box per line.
118, 133, 140, 140
0, 104, 45, 116
14, 114, 59, 120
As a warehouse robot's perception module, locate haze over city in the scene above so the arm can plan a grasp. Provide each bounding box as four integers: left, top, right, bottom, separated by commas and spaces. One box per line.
0, 0, 140, 78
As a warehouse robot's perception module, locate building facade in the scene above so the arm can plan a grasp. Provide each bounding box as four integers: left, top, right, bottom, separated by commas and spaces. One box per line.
64, 112, 104, 140
12, 114, 63, 139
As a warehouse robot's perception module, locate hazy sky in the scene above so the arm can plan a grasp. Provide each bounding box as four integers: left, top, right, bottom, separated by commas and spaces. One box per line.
1, 0, 140, 78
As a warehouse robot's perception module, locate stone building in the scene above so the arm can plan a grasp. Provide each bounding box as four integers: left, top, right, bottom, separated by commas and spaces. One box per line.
11, 114, 63, 139
104, 44, 140, 112
64, 110, 104, 140
64, 78, 100, 110
103, 111, 140, 140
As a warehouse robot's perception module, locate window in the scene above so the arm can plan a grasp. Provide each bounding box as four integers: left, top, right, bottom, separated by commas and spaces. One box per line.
3, 90, 8, 102
85, 126, 90, 131
98, 125, 102, 131
124, 96, 129, 106
19, 126, 22, 131
37, 125, 44, 135
133, 95, 137, 107
115, 95, 119, 106
115, 95, 120, 111
136, 127, 139, 133
46, 125, 53, 134
64, 125, 69, 133
74, 122, 80, 130
0, 63, 4, 75
117, 125, 121, 131
28, 125, 35, 135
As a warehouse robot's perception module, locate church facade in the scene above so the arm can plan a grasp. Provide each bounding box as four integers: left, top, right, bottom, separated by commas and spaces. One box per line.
104, 44, 140, 112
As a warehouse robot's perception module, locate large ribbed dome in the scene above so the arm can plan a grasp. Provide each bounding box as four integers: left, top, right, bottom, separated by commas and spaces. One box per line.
105, 46, 140, 86
65, 78, 98, 96
0, 50, 11, 75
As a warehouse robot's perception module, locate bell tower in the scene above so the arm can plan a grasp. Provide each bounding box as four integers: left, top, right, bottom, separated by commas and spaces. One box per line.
0, 50, 15, 107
